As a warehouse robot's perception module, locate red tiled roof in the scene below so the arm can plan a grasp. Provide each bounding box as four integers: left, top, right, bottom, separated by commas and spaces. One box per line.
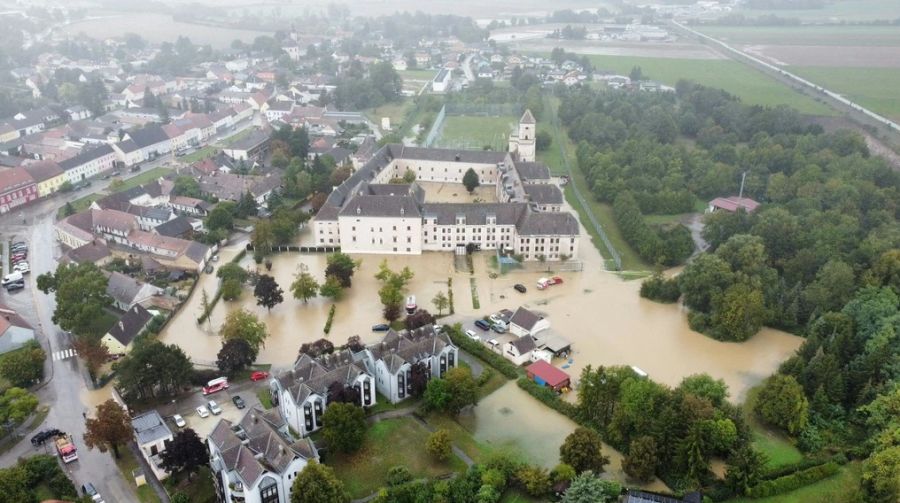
526, 360, 570, 388
710, 197, 760, 213
0, 167, 36, 193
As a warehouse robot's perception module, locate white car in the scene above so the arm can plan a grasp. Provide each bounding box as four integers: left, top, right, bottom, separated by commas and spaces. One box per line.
488, 313, 503, 324
173, 414, 186, 427
195, 405, 209, 418
465, 329, 479, 341
14, 262, 29, 274
208, 400, 223, 415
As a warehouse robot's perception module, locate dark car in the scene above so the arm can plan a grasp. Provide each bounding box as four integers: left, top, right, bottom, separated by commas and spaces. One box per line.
5, 281, 24, 292
232, 395, 246, 409
474, 319, 491, 331
31, 428, 63, 446
514, 284, 527, 293
372, 323, 390, 331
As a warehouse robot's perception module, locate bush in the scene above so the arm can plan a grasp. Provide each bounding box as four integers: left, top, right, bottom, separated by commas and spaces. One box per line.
426, 429, 452, 461
476, 368, 495, 387
516, 377, 579, 420
447, 326, 519, 379
747, 462, 840, 498
324, 305, 336, 334
387, 465, 413, 487
639, 273, 681, 303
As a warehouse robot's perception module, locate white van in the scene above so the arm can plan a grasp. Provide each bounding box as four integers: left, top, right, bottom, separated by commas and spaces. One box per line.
536, 277, 550, 290
1, 271, 23, 286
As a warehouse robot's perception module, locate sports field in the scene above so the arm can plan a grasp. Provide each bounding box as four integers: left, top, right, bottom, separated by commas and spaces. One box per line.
433, 115, 516, 150
585, 55, 834, 115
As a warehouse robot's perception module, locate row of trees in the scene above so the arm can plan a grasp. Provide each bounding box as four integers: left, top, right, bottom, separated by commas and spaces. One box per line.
613, 191, 694, 266
0, 454, 80, 502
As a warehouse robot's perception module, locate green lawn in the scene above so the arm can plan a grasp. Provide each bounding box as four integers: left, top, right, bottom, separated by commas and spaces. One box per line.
698, 25, 900, 46
256, 388, 273, 409
114, 447, 161, 503
163, 467, 217, 503
434, 115, 517, 150
742, 385, 804, 469
582, 55, 834, 116
500, 489, 545, 503
57, 192, 101, 219
727, 462, 863, 503
730, 0, 900, 21
399, 69, 438, 81
181, 145, 219, 164
326, 416, 467, 498
365, 100, 414, 130
112, 167, 174, 193
791, 66, 900, 121
424, 413, 491, 463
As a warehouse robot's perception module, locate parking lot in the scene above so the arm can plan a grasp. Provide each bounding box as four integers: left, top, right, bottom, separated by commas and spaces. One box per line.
154, 379, 266, 439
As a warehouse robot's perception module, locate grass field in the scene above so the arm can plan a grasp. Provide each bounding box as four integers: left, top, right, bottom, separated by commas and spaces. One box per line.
111, 166, 173, 193
583, 55, 834, 115
181, 145, 218, 164
115, 447, 161, 503
730, 0, 900, 21
327, 416, 467, 498
698, 25, 900, 46
163, 467, 216, 503
365, 99, 414, 130
791, 66, 900, 121
399, 69, 438, 81
727, 462, 863, 503
742, 385, 804, 469
434, 115, 516, 150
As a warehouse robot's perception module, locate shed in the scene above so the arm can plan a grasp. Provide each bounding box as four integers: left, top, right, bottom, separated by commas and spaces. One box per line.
526, 360, 570, 392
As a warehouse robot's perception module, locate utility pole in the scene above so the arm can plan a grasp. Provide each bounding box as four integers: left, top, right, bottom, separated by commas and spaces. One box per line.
738, 171, 747, 199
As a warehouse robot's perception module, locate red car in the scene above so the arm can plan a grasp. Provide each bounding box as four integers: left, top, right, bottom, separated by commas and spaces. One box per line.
250, 371, 270, 382
550, 276, 564, 285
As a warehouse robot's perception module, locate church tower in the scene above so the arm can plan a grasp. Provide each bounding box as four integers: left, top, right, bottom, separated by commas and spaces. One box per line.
508, 109, 536, 162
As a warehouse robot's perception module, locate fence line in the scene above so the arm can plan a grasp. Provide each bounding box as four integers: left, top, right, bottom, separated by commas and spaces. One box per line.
422, 104, 447, 147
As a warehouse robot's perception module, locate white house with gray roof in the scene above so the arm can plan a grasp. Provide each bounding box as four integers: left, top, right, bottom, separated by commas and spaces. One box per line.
208, 408, 318, 503
132, 410, 173, 480
313, 112, 580, 261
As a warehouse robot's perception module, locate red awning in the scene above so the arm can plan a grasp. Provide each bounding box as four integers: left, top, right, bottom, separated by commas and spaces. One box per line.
526, 360, 570, 388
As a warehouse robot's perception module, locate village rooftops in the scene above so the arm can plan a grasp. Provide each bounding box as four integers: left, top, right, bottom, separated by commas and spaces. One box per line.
512, 161, 550, 182
369, 324, 454, 372
132, 410, 172, 446
0, 167, 35, 193
523, 184, 563, 205
510, 335, 537, 354
63, 241, 111, 264
510, 307, 542, 331
276, 349, 369, 406
107, 304, 153, 347
126, 124, 170, 149
57, 145, 115, 172
385, 144, 508, 165
23, 160, 63, 182
421, 202, 527, 226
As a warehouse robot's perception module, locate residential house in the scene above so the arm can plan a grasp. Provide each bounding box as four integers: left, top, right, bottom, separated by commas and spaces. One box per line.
509, 307, 550, 337
61, 241, 113, 266
153, 216, 198, 239
65, 106, 92, 121
23, 160, 66, 197
523, 184, 563, 212
113, 124, 172, 165
222, 129, 271, 162
208, 408, 318, 503
168, 196, 212, 217
198, 171, 282, 206
55, 210, 95, 249
432, 68, 451, 93
503, 335, 536, 366
362, 325, 458, 404
132, 410, 174, 481
271, 349, 375, 438
0, 167, 38, 213
0, 305, 35, 355
105, 271, 163, 311
263, 100, 295, 122
101, 304, 153, 355
708, 196, 760, 214
58, 144, 117, 183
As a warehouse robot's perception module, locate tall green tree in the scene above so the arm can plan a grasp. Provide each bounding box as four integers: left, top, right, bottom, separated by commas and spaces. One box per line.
431, 291, 449, 316
622, 436, 658, 482
160, 429, 208, 480
375, 261, 414, 322
0, 341, 45, 387
724, 445, 767, 496
37, 263, 112, 337
254, 274, 284, 312
325, 252, 358, 287
321, 403, 366, 454
216, 338, 256, 374
290, 461, 349, 503
220, 308, 268, 354
0, 387, 38, 425
291, 266, 320, 303
755, 374, 809, 435
84, 399, 133, 458
560, 428, 610, 474
115, 341, 193, 400
462, 168, 480, 193
560, 473, 620, 503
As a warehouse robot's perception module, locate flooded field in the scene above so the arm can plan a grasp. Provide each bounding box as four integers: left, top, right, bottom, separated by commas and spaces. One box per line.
460, 381, 670, 490
60, 13, 268, 48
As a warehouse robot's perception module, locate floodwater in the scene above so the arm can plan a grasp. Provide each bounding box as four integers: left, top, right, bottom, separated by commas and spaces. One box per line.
460, 381, 670, 491
159, 188, 802, 402
60, 13, 268, 49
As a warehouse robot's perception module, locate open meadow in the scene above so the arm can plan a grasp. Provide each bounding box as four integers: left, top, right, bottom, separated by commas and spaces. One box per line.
433, 115, 517, 150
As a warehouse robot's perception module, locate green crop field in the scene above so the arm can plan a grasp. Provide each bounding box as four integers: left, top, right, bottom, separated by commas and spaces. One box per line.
434, 115, 516, 150
730, 0, 900, 22
698, 25, 900, 46
791, 66, 900, 121
399, 69, 438, 81
583, 55, 835, 115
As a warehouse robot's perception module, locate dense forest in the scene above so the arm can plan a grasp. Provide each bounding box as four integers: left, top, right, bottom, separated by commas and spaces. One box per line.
562, 83, 900, 499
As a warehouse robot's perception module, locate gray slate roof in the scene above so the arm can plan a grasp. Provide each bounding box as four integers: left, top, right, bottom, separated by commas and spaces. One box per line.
510, 307, 542, 331
523, 184, 563, 205
513, 161, 550, 181
386, 144, 507, 164
107, 304, 153, 346
520, 109, 536, 125
510, 336, 536, 354
517, 212, 579, 236
339, 194, 421, 219
132, 410, 172, 446
127, 124, 169, 149
58, 145, 114, 171
421, 202, 527, 226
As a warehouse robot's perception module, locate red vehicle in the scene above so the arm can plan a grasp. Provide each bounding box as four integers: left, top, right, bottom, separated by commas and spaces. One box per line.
202, 377, 229, 395
550, 276, 563, 285
250, 371, 270, 382
55, 434, 78, 463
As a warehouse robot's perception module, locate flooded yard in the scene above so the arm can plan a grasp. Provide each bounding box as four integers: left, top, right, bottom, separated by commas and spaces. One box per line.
459, 381, 669, 491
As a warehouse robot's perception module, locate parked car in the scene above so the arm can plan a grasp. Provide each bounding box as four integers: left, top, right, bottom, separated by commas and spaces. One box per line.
488, 313, 503, 324
31, 428, 63, 446
550, 276, 563, 285
514, 284, 527, 293
5, 281, 24, 292
195, 405, 210, 418
250, 371, 270, 382
372, 323, 390, 332
208, 400, 222, 415
491, 321, 507, 334
14, 262, 29, 274
82, 482, 104, 502
2, 271, 23, 286
465, 329, 479, 341
173, 414, 186, 428
474, 319, 491, 331
232, 395, 246, 409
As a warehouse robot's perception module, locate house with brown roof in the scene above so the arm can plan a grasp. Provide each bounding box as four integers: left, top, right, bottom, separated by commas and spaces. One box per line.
23, 160, 66, 197
0, 305, 35, 355
168, 196, 212, 217
0, 166, 37, 214
208, 408, 318, 503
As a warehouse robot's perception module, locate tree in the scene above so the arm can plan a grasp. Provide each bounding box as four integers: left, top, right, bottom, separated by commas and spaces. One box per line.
535, 130, 552, 151
321, 402, 366, 454
172, 176, 201, 198
216, 338, 256, 374
375, 261, 414, 322
629, 66, 644, 82
160, 428, 207, 480
325, 252, 358, 287
405, 309, 435, 330
217, 262, 249, 283
426, 428, 452, 461
221, 279, 242, 301
84, 399, 133, 458
441, 367, 479, 415
710, 282, 766, 342
861, 446, 900, 503
679, 373, 729, 406
252, 219, 274, 259
560, 427, 610, 474
319, 275, 344, 300
0, 387, 38, 425
254, 274, 284, 312
431, 291, 449, 316
724, 445, 767, 496
291, 267, 320, 303
561, 472, 620, 503
462, 168, 480, 193
755, 374, 809, 435
516, 465, 552, 497
72, 337, 108, 379
622, 436, 658, 482
220, 308, 268, 354
0, 341, 45, 387
291, 461, 349, 503
37, 263, 111, 337
206, 206, 234, 231
115, 341, 193, 400
386, 465, 413, 487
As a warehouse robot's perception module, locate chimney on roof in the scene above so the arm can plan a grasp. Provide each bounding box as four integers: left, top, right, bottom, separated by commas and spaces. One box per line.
118, 321, 124, 331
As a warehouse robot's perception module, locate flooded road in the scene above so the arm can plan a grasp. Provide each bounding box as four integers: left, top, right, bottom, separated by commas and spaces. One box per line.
160, 195, 802, 401
460, 381, 670, 491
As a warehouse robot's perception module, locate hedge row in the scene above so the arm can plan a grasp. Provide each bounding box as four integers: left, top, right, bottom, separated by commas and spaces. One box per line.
747, 462, 840, 498
761, 453, 847, 480
516, 377, 580, 420
324, 305, 336, 334
447, 329, 519, 379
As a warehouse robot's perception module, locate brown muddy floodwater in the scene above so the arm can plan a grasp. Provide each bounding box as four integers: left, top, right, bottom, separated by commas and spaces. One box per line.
159, 194, 803, 403
459, 381, 670, 491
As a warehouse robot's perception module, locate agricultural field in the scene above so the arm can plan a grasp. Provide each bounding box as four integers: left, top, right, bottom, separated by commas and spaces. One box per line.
433, 115, 516, 150
583, 55, 835, 115
792, 66, 900, 121
698, 25, 900, 47
729, 0, 900, 22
